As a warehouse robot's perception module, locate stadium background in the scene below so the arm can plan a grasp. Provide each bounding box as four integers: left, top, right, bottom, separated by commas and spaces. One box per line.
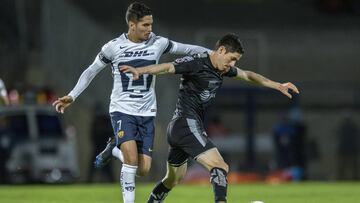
0, 0, 359, 185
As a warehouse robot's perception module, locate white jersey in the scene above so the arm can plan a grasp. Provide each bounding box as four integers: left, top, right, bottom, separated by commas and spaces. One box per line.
68, 32, 211, 116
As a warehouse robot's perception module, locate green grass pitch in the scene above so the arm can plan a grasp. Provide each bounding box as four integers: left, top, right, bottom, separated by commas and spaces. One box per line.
1, 182, 359, 203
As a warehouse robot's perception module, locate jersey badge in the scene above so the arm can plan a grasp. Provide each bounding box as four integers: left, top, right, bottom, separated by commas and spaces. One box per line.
117, 130, 125, 138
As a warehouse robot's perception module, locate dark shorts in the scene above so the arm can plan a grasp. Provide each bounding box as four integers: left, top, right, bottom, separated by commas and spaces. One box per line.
110, 111, 155, 156
167, 117, 215, 166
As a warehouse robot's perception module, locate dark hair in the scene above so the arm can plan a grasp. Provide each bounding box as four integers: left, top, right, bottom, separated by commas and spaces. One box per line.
126, 2, 152, 24
214, 33, 245, 54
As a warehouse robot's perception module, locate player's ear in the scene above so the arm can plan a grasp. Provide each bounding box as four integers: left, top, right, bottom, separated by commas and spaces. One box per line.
218, 46, 227, 55
128, 20, 136, 31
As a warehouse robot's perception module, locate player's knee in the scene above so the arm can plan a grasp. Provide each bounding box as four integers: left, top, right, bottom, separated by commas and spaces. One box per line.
137, 166, 151, 177
219, 162, 229, 173
209, 160, 229, 173
123, 154, 138, 166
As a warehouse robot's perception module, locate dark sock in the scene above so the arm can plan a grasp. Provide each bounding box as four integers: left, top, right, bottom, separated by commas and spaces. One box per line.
210, 167, 228, 202
147, 181, 171, 203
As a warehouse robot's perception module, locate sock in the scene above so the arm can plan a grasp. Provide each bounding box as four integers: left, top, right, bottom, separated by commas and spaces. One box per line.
210, 167, 228, 202
112, 147, 124, 162
147, 181, 171, 203
120, 164, 138, 203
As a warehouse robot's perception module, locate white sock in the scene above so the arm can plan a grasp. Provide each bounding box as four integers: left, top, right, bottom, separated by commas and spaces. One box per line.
121, 164, 138, 203
112, 147, 124, 162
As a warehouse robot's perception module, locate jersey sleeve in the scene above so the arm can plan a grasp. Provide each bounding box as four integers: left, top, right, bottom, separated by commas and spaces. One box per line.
163, 39, 173, 54
223, 66, 238, 78
98, 40, 116, 64
157, 35, 211, 55
155, 35, 173, 55
172, 56, 201, 75
168, 40, 212, 55
67, 56, 107, 100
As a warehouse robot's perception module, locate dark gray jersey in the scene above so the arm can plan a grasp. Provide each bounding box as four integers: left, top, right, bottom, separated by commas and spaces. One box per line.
172, 53, 237, 121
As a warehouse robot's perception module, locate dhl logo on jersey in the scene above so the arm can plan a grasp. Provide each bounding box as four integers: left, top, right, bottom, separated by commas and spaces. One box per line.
120, 50, 155, 58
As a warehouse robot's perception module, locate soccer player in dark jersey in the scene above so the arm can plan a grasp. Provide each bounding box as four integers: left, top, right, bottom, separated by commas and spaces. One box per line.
121, 33, 299, 203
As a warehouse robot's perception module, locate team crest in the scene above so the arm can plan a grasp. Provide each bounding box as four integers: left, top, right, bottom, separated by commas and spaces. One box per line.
117, 130, 124, 138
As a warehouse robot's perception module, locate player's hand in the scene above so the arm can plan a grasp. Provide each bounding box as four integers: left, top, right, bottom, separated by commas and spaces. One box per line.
277, 82, 300, 99
52, 95, 74, 114
119, 65, 140, 80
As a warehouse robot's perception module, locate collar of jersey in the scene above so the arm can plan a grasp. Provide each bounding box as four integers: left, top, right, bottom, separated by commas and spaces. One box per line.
123, 33, 152, 45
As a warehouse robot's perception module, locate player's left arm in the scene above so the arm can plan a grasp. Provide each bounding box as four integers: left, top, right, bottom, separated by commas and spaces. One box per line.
120, 56, 198, 79
234, 67, 300, 99
167, 40, 212, 55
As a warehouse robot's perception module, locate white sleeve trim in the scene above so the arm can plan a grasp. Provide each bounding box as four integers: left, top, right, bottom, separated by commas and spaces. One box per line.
67, 55, 107, 100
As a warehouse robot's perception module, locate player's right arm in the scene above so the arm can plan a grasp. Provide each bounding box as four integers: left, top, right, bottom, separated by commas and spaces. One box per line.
120, 63, 175, 80
53, 41, 115, 113
53, 56, 107, 113
120, 56, 199, 79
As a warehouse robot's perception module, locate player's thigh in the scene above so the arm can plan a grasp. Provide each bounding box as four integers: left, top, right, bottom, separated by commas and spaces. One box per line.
137, 154, 152, 176
169, 117, 216, 162
110, 111, 138, 146
137, 115, 155, 157
120, 140, 138, 164
196, 148, 228, 172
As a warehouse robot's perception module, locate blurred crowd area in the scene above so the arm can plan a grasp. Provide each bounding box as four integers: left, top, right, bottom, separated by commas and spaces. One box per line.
1, 0, 360, 184
0, 80, 57, 106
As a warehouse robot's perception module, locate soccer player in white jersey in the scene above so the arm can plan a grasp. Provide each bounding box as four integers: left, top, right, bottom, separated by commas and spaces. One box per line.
53, 2, 210, 203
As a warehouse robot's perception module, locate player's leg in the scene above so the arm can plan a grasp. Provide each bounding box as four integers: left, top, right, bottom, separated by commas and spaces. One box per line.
196, 148, 229, 203
196, 148, 229, 172
120, 140, 138, 165
147, 118, 189, 203
119, 140, 138, 203
147, 146, 189, 203
180, 117, 228, 203
137, 154, 151, 176
109, 115, 155, 176
136, 115, 155, 176
162, 162, 187, 189
147, 162, 187, 203
110, 112, 139, 203
112, 146, 151, 177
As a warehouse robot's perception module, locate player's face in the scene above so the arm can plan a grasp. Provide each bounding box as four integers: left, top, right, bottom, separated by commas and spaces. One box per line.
133, 15, 153, 41
216, 46, 242, 72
